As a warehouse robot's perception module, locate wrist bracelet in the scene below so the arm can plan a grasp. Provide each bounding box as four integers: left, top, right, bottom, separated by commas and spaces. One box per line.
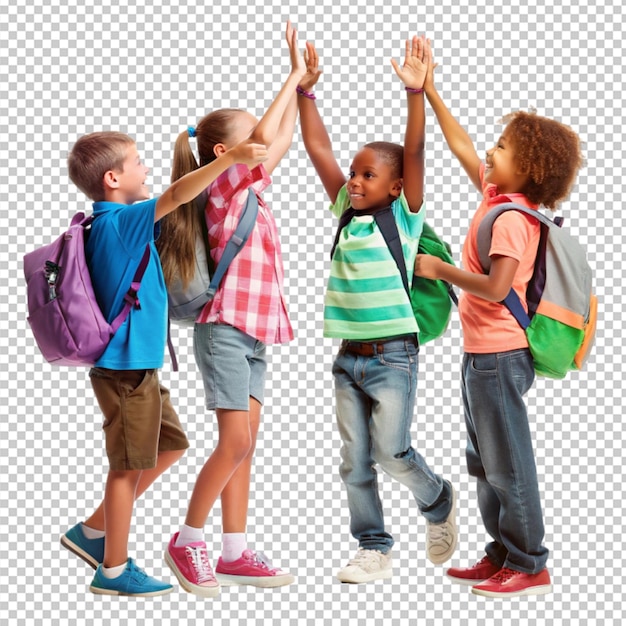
296, 85, 316, 100
405, 87, 425, 94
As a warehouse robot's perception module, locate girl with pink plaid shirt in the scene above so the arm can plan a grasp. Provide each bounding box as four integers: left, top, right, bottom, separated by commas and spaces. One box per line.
157, 22, 305, 596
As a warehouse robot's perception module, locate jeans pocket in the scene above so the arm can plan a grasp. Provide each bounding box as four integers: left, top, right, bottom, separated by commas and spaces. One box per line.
469, 353, 498, 374
379, 348, 412, 371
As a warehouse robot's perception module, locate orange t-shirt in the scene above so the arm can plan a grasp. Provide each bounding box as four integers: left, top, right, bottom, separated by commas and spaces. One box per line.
459, 164, 541, 353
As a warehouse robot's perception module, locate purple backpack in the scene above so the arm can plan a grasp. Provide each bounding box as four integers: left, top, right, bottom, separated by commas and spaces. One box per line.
23, 212, 149, 366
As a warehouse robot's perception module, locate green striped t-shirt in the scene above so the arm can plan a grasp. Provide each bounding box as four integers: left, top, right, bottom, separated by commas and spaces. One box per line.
323, 185, 425, 340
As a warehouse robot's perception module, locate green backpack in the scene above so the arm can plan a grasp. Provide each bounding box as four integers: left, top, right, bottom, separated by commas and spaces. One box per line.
410, 222, 458, 344
372, 211, 457, 345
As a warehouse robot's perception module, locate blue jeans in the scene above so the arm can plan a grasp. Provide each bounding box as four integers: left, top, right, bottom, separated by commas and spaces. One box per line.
462, 349, 549, 574
333, 337, 451, 553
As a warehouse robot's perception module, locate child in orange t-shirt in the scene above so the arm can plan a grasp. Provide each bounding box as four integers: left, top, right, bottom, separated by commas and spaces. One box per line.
414, 45, 583, 598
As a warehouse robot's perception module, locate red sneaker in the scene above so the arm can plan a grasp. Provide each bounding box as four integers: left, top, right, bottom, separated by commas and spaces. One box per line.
215, 549, 294, 588
446, 555, 501, 585
471, 567, 553, 598
164, 533, 220, 597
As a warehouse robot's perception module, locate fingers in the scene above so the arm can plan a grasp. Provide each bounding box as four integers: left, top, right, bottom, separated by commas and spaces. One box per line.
390, 57, 402, 78
305, 41, 319, 70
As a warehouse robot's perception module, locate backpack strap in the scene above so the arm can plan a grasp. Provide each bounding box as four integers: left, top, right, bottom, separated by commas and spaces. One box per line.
332, 205, 457, 305
110, 244, 151, 333
373, 207, 410, 296
206, 187, 259, 299
330, 205, 410, 294
475, 202, 557, 331
330, 206, 381, 260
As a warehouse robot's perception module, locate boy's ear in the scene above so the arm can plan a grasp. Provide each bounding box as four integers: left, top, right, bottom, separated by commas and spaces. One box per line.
103, 170, 120, 191
391, 178, 403, 197
213, 143, 227, 158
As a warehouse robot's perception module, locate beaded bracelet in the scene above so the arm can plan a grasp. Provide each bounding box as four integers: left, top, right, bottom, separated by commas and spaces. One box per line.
296, 85, 316, 100
405, 87, 425, 94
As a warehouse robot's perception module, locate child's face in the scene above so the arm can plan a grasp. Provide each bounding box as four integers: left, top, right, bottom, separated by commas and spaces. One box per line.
347, 148, 402, 211
113, 144, 151, 204
485, 132, 528, 194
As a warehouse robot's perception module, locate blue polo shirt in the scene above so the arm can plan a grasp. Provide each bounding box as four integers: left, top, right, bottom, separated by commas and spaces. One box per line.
85, 198, 167, 369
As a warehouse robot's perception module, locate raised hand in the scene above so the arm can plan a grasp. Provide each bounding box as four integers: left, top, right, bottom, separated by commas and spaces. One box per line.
423, 39, 439, 92
286, 20, 306, 79
391, 35, 428, 90
299, 41, 323, 91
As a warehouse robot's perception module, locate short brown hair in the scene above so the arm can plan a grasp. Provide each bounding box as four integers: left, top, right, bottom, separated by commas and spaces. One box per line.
363, 141, 404, 179
502, 111, 583, 210
67, 131, 135, 201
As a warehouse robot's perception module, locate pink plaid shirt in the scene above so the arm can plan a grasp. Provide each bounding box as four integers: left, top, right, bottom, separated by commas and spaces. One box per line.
196, 163, 293, 345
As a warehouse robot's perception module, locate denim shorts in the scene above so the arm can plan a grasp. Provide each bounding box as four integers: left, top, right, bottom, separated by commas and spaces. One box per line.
193, 323, 267, 411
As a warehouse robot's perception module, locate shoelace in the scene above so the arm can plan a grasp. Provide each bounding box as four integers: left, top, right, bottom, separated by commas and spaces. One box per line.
186, 546, 215, 584
130, 562, 148, 582
244, 549, 273, 571
488, 567, 518, 584
348, 549, 382, 567
429, 522, 452, 541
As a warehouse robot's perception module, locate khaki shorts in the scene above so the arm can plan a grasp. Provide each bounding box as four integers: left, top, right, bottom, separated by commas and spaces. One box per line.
90, 368, 189, 471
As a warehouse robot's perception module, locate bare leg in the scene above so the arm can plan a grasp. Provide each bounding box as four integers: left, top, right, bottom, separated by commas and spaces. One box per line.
220, 398, 261, 533
101, 469, 142, 567
83, 449, 186, 532
183, 408, 254, 529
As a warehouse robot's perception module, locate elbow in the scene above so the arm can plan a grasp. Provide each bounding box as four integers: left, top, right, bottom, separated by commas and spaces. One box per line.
486, 285, 511, 303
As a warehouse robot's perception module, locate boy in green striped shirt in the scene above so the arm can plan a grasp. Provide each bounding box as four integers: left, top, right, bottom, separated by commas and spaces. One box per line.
297, 36, 457, 583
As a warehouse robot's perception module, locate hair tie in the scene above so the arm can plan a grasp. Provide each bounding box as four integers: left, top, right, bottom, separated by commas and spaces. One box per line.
187, 126, 196, 138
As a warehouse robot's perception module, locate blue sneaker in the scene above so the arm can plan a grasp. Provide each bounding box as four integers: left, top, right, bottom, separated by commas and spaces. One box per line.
90, 558, 173, 596
61, 523, 105, 569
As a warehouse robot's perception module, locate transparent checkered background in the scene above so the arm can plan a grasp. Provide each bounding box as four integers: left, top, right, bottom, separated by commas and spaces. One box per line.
1, 0, 624, 624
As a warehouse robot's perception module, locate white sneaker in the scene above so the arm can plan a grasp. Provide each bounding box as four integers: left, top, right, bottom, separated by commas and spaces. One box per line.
336, 548, 392, 584
426, 481, 457, 564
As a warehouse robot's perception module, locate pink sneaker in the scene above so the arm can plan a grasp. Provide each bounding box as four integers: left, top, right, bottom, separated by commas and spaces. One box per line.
164, 533, 220, 597
215, 549, 295, 588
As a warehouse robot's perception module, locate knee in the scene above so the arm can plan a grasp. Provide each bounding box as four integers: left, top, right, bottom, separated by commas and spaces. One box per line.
371, 444, 408, 475
218, 431, 253, 465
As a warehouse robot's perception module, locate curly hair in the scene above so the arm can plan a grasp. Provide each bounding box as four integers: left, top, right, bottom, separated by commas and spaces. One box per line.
501, 111, 583, 210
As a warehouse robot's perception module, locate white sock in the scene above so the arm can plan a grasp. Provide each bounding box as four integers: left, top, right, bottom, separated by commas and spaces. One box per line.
175, 524, 205, 547
222, 533, 247, 562
81, 523, 105, 540
100, 562, 127, 579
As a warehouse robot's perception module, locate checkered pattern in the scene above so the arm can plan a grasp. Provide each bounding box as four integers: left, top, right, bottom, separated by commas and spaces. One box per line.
1, 0, 624, 625
197, 162, 293, 344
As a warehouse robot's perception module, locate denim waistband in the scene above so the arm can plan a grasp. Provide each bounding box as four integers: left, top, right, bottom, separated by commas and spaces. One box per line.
342, 334, 418, 356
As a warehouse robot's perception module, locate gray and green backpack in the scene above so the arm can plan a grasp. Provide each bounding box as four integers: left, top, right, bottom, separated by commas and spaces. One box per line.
476, 203, 597, 379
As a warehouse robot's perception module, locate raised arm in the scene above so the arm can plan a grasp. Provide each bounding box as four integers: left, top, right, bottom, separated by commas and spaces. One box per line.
297, 41, 345, 203
249, 20, 306, 174
423, 43, 482, 191
155, 139, 267, 221
391, 35, 428, 212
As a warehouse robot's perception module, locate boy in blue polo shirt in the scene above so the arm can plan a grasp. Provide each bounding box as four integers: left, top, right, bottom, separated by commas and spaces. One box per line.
61, 130, 267, 596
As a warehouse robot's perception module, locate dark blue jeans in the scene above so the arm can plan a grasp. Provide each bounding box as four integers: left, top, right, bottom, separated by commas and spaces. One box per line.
462, 349, 549, 574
